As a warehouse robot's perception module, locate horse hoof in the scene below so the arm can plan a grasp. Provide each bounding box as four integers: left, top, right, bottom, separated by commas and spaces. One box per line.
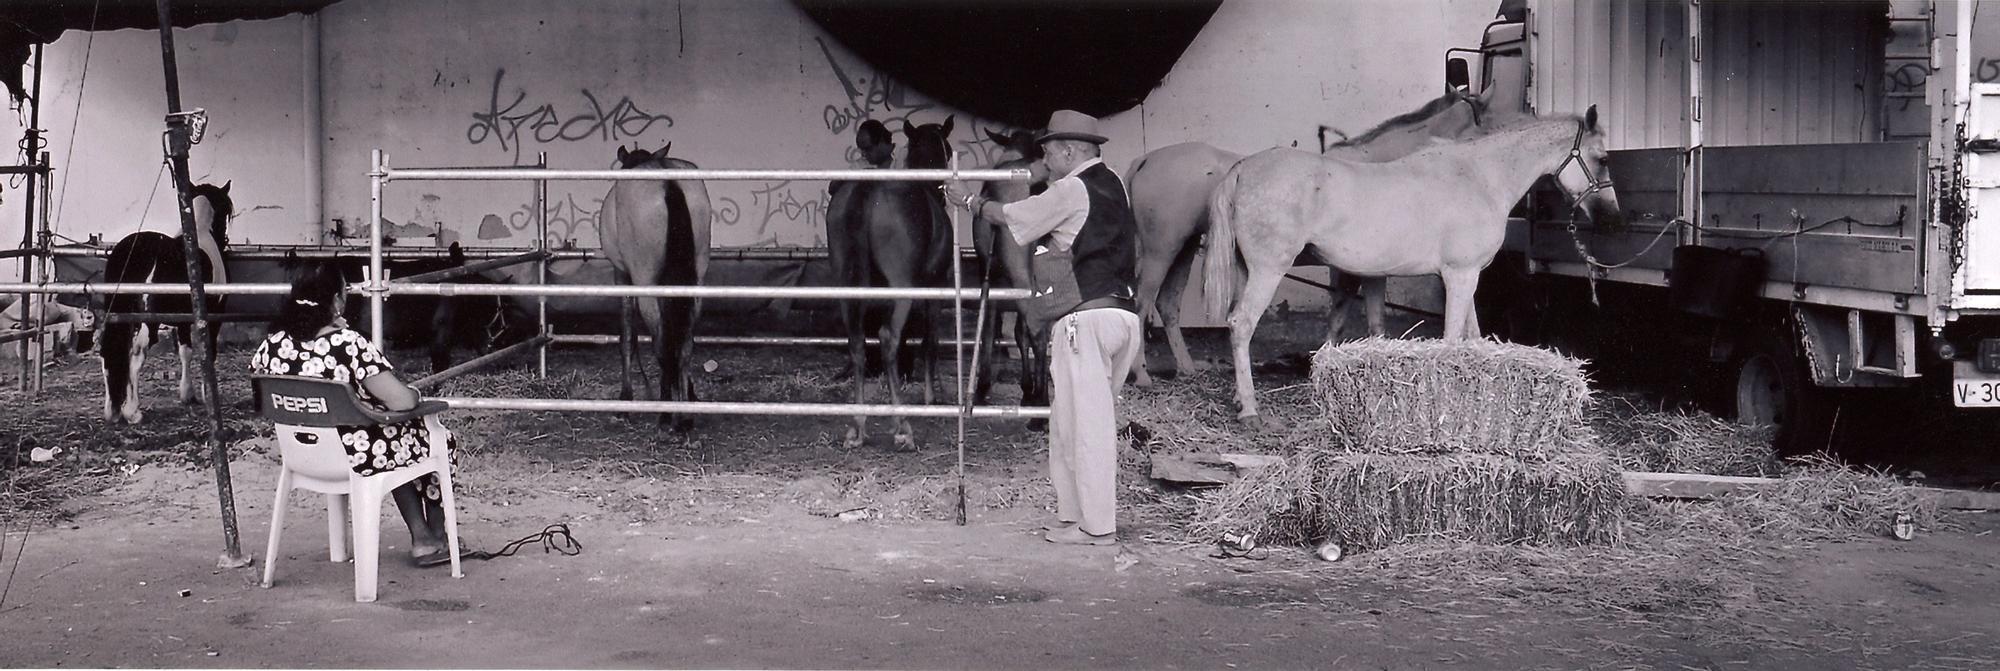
892, 432, 918, 451
1237, 414, 1287, 433
1025, 418, 1048, 433
843, 427, 866, 450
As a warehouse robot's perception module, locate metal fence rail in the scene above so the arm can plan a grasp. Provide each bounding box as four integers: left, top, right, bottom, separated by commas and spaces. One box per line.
433, 396, 1050, 419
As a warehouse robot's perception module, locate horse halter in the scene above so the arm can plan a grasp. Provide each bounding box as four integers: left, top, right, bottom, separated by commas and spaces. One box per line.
1551, 121, 1614, 206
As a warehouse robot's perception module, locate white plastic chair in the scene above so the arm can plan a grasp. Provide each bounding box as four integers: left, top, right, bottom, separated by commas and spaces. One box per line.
252, 374, 462, 602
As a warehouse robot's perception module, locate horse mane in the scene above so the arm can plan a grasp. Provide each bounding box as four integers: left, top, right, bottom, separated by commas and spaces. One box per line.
1329, 90, 1487, 150
188, 182, 233, 248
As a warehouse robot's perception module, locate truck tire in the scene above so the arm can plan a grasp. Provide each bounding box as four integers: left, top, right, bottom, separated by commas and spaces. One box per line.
1731, 330, 1834, 456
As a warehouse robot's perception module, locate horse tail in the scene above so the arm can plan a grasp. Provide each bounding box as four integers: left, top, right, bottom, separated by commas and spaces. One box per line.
1203, 165, 1243, 322
659, 179, 698, 400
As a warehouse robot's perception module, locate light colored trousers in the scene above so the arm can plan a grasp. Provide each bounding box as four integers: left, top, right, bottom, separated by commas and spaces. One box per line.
1048, 307, 1143, 536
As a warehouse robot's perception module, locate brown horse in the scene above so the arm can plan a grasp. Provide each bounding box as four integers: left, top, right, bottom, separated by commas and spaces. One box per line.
826, 116, 956, 450
1204, 108, 1621, 428
1125, 90, 1499, 385
601, 144, 713, 431
970, 128, 1050, 411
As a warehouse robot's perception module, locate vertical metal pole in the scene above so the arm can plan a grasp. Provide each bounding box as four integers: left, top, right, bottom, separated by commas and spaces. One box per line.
536, 151, 549, 378
950, 152, 967, 526
17, 44, 41, 391
155, 0, 247, 568
1683, 0, 1704, 247
370, 149, 386, 345
32, 151, 52, 394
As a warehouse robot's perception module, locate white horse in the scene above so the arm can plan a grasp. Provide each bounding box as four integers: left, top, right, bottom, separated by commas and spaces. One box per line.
1204, 107, 1622, 428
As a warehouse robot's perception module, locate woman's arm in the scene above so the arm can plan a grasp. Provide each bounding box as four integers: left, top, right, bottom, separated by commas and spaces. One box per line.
361, 371, 420, 411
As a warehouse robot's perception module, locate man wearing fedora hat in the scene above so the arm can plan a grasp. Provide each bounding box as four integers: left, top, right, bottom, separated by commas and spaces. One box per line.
946, 110, 1141, 546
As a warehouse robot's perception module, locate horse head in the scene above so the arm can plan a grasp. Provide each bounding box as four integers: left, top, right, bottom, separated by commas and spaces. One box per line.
189, 181, 233, 248
616, 143, 674, 169
985, 127, 1044, 165
1551, 105, 1622, 226
902, 115, 954, 170
855, 119, 896, 168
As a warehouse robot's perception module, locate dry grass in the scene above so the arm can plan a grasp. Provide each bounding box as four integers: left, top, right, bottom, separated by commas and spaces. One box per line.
1310, 337, 1593, 461
1595, 395, 1781, 477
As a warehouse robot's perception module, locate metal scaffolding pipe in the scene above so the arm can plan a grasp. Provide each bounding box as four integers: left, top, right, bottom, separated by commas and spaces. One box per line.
410, 335, 551, 390
551, 333, 1020, 348
0, 326, 48, 346
0, 281, 1030, 302
389, 250, 550, 284
434, 396, 1050, 419
0, 248, 39, 260
44, 244, 599, 261
103, 312, 279, 324
385, 167, 1028, 183
43, 244, 996, 263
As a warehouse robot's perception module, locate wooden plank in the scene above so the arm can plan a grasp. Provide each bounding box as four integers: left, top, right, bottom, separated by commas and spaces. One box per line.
1921, 488, 2000, 511
1702, 143, 1923, 198
1148, 453, 1286, 486
1623, 471, 1779, 499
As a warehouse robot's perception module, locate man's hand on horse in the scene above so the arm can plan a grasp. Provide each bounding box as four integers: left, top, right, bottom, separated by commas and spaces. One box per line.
942, 182, 980, 211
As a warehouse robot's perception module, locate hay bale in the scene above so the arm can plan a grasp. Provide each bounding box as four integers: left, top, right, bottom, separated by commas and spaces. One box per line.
1310, 338, 1592, 461
1190, 451, 1626, 551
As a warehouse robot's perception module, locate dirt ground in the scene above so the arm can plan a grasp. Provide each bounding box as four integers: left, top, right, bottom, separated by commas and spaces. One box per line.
4, 315, 2000, 669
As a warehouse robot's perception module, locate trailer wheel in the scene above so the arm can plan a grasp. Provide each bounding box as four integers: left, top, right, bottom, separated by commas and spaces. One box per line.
1732, 332, 1833, 455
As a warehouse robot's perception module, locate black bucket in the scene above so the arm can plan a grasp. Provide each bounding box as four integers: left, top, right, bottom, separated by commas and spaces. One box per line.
1669, 245, 1767, 319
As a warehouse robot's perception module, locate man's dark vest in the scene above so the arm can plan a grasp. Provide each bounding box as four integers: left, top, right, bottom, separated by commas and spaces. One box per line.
1022, 162, 1139, 328
1070, 162, 1138, 308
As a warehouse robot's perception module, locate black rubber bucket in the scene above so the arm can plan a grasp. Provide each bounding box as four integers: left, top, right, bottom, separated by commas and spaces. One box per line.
1669, 245, 1767, 319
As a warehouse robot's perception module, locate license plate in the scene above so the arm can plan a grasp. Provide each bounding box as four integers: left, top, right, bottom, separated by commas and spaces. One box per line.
1953, 362, 2000, 408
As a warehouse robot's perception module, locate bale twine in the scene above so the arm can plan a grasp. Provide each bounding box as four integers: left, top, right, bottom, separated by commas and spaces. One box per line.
1190, 451, 1627, 551
1309, 338, 1592, 461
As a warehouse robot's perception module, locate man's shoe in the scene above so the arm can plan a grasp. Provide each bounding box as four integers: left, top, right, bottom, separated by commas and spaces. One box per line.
1045, 527, 1116, 546
1042, 519, 1078, 532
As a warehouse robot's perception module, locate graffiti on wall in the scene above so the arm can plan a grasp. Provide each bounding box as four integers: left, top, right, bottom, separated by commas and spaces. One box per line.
477, 191, 608, 245
714, 181, 826, 246
813, 36, 1032, 171
466, 69, 677, 162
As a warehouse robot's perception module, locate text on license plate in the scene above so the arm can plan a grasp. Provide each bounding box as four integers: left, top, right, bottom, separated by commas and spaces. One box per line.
1955, 380, 2000, 407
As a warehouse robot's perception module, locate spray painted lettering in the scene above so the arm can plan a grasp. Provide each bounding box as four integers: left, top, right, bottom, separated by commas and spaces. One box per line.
466, 69, 676, 162
492, 191, 607, 245
714, 181, 828, 244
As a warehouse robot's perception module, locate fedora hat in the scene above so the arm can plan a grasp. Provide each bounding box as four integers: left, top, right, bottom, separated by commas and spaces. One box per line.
1035, 109, 1109, 145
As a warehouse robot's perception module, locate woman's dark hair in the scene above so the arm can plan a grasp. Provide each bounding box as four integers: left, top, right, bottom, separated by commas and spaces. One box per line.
272, 261, 347, 340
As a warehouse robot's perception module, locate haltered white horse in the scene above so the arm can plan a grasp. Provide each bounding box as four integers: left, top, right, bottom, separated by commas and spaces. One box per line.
1203, 107, 1622, 428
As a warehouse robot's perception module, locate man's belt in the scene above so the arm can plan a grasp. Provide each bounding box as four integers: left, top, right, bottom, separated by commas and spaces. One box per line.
1073, 296, 1137, 315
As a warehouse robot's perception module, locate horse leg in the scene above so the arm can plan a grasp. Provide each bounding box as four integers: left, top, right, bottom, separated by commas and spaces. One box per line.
1020, 320, 1051, 432
100, 324, 145, 424
1440, 266, 1480, 341
1131, 238, 1179, 388
1154, 238, 1205, 378
843, 300, 869, 450
659, 294, 697, 432
176, 326, 197, 405
1323, 273, 1355, 346
1362, 277, 1387, 337
881, 298, 917, 451
1229, 267, 1289, 431
920, 301, 937, 406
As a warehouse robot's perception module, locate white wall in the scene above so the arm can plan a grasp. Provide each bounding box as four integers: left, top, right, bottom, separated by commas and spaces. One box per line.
3, 0, 1508, 318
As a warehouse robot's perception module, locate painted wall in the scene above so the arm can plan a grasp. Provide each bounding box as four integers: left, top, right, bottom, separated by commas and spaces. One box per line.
3, 0, 1509, 322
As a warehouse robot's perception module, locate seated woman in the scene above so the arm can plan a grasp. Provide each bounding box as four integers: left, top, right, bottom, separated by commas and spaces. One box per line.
250, 261, 460, 567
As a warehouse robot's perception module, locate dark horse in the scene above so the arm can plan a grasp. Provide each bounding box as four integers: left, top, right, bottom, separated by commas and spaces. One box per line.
602, 144, 713, 430
305, 243, 536, 374
826, 116, 955, 450
971, 128, 1050, 412
100, 181, 234, 424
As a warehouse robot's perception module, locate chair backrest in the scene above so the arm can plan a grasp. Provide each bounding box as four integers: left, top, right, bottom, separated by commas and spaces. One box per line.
251, 375, 379, 483
251, 374, 381, 427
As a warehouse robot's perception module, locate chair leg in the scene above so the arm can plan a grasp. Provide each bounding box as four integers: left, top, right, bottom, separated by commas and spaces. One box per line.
438, 462, 462, 579
350, 481, 383, 603
261, 468, 293, 588
326, 493, 349, 563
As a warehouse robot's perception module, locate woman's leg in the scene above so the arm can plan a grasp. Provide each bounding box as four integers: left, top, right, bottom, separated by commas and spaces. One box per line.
390, 483, 443, 557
